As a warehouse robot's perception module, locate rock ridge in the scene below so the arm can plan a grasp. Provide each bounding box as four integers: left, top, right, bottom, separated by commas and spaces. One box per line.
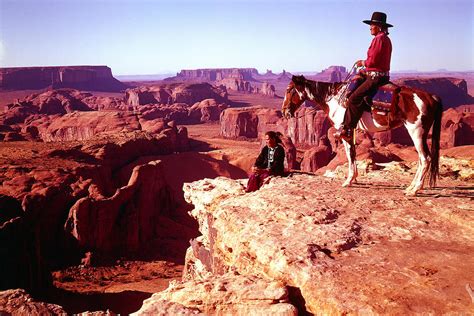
176, 174, 473, 314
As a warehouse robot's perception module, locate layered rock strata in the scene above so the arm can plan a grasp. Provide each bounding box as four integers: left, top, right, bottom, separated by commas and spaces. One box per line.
178, 175, 474, 314
0, 66, 127, 91
0, 129, 190, 292
175, 68, 258, 81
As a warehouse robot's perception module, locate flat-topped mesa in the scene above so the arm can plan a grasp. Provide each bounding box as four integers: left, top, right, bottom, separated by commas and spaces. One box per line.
309, 65, 349, 82
175, 68, 259, 81
0, 66, 127, 91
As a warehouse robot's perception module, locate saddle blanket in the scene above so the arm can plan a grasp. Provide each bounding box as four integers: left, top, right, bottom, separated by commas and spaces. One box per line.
346, 78, 400, 114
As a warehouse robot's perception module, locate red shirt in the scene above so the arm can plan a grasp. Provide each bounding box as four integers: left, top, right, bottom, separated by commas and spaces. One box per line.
365, 32, 392, 72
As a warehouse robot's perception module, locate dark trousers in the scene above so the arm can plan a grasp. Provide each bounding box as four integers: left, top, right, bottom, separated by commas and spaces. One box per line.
344, 75, 389, 128
246, 169, 271, 192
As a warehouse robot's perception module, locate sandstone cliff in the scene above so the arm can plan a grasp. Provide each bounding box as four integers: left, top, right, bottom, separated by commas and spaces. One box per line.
394, 77, 474, 108
0, 66, 127, 92
0, 128, 190, 293
140, 172, 474, 314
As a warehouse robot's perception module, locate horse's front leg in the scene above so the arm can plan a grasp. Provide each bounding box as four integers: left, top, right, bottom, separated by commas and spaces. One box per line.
342, 139, 358, 187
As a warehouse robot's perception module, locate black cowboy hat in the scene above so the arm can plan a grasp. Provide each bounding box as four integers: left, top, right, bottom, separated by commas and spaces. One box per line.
363, 11, 393, 28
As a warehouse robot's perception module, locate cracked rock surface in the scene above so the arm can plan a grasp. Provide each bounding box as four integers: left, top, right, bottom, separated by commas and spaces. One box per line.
178, 174, 473, 314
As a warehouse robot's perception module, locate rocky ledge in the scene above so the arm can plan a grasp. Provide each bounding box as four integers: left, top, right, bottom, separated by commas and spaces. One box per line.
136, 173, 474, 314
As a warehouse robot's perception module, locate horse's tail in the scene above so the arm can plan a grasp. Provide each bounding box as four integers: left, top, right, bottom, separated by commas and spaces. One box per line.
429, 95, 443, 187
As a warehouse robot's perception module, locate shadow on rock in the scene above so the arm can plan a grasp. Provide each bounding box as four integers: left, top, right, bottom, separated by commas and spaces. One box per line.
40, 287, 151, 315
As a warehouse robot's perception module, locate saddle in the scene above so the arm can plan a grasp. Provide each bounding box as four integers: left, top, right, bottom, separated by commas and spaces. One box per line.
368, 83, 400, 115
345, 77, 400, 116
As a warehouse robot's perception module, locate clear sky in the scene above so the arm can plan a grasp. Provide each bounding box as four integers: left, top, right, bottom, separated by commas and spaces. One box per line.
0, 0, 472, 75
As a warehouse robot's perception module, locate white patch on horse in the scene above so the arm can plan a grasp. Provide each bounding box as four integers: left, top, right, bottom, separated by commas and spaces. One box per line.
327, 96, 345, 128
413, 93, 427, 114
405, 93, 425, 133
358, 112, 387, 132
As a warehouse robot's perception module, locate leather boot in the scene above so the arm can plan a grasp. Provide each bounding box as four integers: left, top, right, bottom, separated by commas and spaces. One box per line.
334, 126, 353, 142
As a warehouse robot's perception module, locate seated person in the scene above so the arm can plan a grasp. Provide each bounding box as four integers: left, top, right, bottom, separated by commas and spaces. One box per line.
246, 131, 285, 192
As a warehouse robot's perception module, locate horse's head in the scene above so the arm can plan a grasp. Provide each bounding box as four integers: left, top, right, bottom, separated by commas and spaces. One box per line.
282, 75, 308, 119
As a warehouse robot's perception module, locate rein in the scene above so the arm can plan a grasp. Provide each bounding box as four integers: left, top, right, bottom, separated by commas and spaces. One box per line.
337, 63, 357, 104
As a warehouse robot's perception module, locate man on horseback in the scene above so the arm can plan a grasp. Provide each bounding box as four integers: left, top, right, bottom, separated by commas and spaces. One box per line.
334, 11, 393, 141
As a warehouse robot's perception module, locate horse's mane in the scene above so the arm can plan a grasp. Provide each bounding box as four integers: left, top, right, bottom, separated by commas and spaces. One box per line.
302, 78, 343, 104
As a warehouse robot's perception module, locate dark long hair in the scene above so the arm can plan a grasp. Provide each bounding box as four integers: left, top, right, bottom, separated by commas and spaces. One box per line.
265, 131, 282, 144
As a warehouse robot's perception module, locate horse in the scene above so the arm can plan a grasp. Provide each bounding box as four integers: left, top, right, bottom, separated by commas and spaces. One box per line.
282, 75, 442, 196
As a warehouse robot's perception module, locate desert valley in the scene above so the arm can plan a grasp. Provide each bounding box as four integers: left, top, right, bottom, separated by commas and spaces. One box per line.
0, 65, 473, 314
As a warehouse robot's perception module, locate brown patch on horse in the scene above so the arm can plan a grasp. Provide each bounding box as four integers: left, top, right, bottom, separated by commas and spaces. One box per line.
411, 89, 437, 131
393, 87, 421, 124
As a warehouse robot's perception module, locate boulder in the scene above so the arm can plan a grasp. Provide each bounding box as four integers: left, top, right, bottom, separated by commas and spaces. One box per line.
188, 99, 227, 123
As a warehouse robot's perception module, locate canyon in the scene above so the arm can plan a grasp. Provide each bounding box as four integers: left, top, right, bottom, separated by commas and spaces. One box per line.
0, 66, 473, 314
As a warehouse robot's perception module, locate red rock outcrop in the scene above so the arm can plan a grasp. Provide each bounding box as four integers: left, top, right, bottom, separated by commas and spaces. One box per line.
6, 89, 93, 116
0, 66, 127, 92
440, 107, 474, 148
217, 78, 256, 93
286, 108, 331, 146
65, 160, 191, 255
307, 65, 348, 83
173, 68, 258, 81
28, 111, 141, 142
134, 273, 297, 315
82, 95, 129, 111
0, 128, 189, 292
180, 175, 474, 314
217, 79, 276, 97
125, 87, 172, 106
394, 77, 474, 108
188, 99, 227, 123
220, 107, 285, 139
125, 83, 227, 106
261, 82, 276, 96
300, 143, 333, 172
0, 289, 67, 315
0, 88, 203, 142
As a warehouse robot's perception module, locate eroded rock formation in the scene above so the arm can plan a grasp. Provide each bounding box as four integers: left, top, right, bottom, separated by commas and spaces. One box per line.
0, 66, 127, 91
219, 107, 286, 139
174, 68, 258, 81
394, 77, 474, 108
0, 289, 67, 315
174, 175, 474, 314
134, 273, 297, 315
125, 83, 227, 107
0, 128, 190, 292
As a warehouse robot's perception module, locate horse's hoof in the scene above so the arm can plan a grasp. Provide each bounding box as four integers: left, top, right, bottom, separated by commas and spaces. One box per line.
404, 189, 418, 197
342, 180, 352, 187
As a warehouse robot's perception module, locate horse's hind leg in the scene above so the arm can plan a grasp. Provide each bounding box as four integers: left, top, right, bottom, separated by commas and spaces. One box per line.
342, 139, 358, 187
405, 124, 430, 196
